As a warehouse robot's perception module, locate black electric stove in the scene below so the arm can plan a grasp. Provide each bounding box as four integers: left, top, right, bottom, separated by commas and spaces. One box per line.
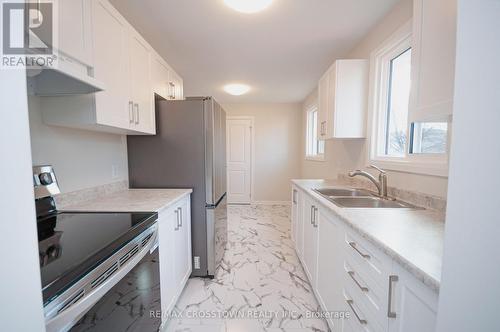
37, 208, 157, 305
33, 166, 158, 312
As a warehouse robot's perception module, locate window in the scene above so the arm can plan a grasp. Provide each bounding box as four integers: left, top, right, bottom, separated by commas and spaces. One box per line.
306, 106, 325, 160
369, 22, 448, 176
383, 48, 411, 157
410, 122, 448, 154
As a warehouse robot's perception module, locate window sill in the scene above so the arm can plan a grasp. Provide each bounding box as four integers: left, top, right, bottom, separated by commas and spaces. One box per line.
305, 155, 325, 162
369, 158, 448, 177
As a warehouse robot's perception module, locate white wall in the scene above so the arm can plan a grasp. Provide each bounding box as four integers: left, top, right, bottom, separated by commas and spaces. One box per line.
0, 55, 46, 330
300, 0, 449, 198
223, 103, 302, 202
28, 96, 129, 193
436, 1, 500, 330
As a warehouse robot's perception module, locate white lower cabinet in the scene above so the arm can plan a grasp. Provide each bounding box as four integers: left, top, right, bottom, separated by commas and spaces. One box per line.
315, 208, 345, 332
388, 263, 438, 332
157, 195, 192, 327
302, 195, 319, 287
291, 186, 303, 256
290, 186, 438, 332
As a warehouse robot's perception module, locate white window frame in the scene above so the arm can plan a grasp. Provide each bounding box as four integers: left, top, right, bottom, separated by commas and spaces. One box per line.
305, 105, 325, 161
367, 21, 449, 177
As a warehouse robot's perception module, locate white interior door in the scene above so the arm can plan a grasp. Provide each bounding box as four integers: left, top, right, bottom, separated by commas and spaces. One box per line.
226, 117, 253, 204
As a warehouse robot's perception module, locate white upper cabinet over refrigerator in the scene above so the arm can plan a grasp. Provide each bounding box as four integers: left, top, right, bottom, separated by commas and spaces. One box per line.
317, 59, 368, 139
40, 0, 183, 135
128, 32, 154, 133
408, 0, 457, 122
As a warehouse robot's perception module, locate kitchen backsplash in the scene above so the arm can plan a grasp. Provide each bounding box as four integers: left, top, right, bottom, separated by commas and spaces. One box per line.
54, 180, 128, 210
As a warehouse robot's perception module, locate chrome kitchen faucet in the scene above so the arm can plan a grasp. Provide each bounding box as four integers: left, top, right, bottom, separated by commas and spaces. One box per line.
348, 165, 388, 198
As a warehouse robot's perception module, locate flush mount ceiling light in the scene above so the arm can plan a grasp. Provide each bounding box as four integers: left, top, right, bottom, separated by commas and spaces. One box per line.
224, 83, 251, 96
223, 0, 273, 14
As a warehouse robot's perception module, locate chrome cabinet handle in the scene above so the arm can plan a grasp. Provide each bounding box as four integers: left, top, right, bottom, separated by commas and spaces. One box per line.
178, 207, 183, 227
346, 299, 367, 325
313, 207, 318, 228
348, 271, 368, 292
129, 101, 134, 123
292, 190, 297, 204
169, 82, 176, 99
134, 103, 139, 124
387, 275, 398, 318
174, 209, 180, 231
348, 241, 371, 259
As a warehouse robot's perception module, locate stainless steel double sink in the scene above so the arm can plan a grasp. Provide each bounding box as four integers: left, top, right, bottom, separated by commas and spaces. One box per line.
313, 187, 419, 209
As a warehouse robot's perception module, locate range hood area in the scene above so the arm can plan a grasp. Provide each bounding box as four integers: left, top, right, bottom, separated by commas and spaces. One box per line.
27, 58, 105, 96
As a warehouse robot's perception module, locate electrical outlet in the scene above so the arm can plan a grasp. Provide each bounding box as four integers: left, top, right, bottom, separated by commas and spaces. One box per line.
111, 165, 118, 179
193, 256, 200, 269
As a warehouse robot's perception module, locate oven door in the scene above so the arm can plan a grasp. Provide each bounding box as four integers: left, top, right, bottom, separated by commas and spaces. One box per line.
44, 225, 158, 332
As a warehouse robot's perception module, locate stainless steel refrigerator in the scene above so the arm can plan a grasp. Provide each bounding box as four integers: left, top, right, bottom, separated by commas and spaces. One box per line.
127, 97, 227, 277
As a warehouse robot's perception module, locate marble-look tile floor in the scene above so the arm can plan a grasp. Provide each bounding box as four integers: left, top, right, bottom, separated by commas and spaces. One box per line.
165, 205, 330, 332
70, 204, 329, 332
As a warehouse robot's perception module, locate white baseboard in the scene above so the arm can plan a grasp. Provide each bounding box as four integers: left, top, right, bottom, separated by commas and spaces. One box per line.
251, 200, 291, 206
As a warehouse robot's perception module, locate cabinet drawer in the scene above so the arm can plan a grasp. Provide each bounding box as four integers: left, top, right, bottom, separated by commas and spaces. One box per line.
343, 260, 388, 321
343, 259, 388, 331
342, 286, 384, 332
343, 230, 391, 287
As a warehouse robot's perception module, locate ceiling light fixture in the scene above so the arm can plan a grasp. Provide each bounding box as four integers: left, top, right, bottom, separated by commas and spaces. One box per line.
224, 83, 251, 96
223, 0, 273, 14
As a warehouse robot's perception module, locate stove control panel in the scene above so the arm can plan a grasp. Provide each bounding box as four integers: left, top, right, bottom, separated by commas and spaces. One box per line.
33, 165, 60, 200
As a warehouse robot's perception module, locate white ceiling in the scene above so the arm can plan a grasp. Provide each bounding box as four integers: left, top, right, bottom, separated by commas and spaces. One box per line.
110, 0, 400, 103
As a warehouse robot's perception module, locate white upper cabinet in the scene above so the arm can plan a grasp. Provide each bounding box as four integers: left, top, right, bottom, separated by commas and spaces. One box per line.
317, 59, 368, 139
408, 0, 457, 122
92, 0, 130, 129
40, 0, 182, 135
128, 32, 154, 133
58, 0, 94, 67
317, 72, 329, 139
151, 55, 171, 100
168, 70, 184, 100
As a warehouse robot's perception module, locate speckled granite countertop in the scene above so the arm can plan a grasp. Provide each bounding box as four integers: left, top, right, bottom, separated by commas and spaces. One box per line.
292, 179, 444, 292
59, 188, 192, 213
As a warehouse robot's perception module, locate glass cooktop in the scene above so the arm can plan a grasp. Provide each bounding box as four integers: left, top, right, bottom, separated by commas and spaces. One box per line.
37, 211, 157, 304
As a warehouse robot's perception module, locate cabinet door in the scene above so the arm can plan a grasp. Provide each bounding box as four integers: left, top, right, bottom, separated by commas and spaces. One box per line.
317, 72, 329, 139
388, 263, 438, 332
316, 208, 344, 332
291, 187, 298, 243
409, 0, 456, 121
59, 0, 93, 66
151, 56, 170, 100
175, 197, 192, 290
302, 196, 319, 286
129, 33, 154, 133
92, 0, 130, 128
168, 70, 183, 100
157, 207, 177, 322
